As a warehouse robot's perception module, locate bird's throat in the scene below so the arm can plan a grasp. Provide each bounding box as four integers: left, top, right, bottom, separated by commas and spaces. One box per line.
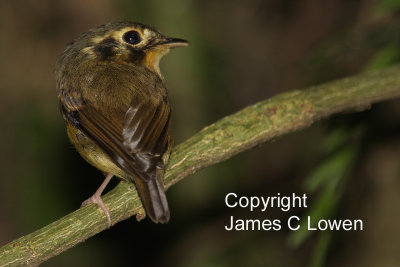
142, 48, 170, 78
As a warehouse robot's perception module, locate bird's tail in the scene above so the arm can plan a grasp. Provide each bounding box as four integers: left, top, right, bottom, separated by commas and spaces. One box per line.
133, 174, 170, 223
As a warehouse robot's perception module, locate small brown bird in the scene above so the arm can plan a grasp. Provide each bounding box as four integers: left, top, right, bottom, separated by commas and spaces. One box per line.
55, 22, 188, 226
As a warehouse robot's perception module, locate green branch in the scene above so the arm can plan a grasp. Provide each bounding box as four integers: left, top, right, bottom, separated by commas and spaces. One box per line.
1, 66, 400, 266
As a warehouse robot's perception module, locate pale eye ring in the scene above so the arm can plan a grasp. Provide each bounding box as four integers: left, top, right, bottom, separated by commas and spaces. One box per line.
122, 30, 141, 45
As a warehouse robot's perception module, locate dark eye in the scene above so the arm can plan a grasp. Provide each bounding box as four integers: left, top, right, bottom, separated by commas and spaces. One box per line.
122, 30, 141, 45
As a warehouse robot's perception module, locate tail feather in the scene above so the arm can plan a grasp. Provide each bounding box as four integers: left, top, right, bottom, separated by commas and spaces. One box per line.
133, 175, 170, 223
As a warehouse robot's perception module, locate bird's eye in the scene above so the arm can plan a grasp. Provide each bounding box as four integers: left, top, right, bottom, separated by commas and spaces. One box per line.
122, 30, 141, 45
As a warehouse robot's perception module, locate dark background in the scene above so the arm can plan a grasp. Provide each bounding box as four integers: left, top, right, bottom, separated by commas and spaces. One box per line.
0, 0, 399, 266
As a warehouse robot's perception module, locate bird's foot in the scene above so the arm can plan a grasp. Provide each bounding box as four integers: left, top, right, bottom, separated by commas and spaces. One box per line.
82, 194, 111, 227
81, 173, 114, 228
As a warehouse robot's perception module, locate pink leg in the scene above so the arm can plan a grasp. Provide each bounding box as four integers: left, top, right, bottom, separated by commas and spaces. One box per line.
82, 173, 114, 227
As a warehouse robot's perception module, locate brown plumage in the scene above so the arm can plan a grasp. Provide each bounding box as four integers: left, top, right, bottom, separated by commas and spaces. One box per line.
55, 22, 188, 225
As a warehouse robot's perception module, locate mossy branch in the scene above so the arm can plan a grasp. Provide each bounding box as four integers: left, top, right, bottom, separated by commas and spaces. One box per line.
1, 66, 400, 266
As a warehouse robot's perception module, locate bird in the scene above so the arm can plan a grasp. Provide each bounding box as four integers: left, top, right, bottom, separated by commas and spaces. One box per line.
55, 21, 188, 226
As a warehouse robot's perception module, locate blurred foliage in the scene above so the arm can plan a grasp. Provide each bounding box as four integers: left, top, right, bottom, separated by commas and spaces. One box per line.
288, 127, 361, 266
0, 0, 400, 266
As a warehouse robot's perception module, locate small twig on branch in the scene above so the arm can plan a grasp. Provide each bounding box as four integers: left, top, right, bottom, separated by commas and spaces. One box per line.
1, 65, 400, 266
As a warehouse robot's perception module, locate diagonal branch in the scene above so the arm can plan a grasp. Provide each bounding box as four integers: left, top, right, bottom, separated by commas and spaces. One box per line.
1, 65, 400, 266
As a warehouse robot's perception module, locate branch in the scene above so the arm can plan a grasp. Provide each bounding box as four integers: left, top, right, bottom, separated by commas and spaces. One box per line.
1, 66, 400, 266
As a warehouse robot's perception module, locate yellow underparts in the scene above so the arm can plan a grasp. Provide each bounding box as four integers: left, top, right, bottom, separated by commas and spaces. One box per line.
142, 48, 170, 78
66, 123, 127, 179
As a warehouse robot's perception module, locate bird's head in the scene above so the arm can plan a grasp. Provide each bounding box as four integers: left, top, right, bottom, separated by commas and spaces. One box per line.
63, 21, 188, 77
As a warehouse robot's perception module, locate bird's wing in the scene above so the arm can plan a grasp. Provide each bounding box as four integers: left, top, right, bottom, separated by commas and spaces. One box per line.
59, 86, 171, 182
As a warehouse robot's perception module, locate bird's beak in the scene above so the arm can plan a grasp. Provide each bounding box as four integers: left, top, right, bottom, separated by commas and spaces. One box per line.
159, 37, 189, 48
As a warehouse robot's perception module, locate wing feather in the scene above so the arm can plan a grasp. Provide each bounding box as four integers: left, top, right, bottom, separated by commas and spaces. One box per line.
59, 85, 170, 182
